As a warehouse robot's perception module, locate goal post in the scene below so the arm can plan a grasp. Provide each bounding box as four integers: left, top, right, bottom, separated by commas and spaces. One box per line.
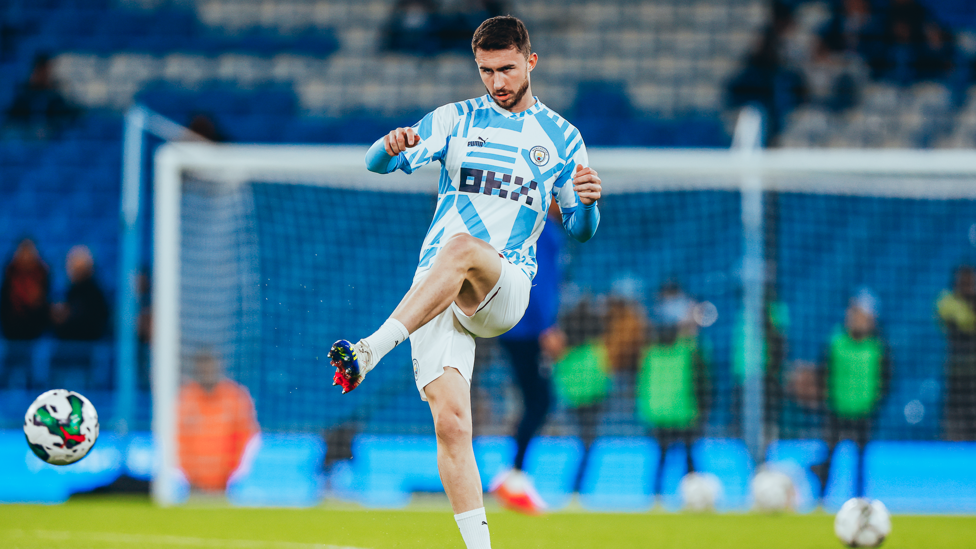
152, 141, 976, 507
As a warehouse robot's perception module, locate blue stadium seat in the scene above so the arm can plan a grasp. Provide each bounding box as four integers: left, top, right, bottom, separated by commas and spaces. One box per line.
522, 436, 584, 510
765, 439, 828, 512
693, 438, 754, 511
823, 440, 858, 511
227, 433, 325, 507
473, 435, 515, 491
580, 437, 658, 511
0, 430, 123, 503
658, 441, 690, 511
124, 432, 154, 481
348, 434, 440, 508
864, 441, 976, 513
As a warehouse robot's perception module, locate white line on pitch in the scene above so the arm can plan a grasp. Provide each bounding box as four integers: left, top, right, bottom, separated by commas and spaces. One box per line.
5, 529, 370, 549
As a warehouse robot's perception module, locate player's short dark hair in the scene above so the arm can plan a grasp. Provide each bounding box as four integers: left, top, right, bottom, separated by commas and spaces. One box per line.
471, 16, 532, 58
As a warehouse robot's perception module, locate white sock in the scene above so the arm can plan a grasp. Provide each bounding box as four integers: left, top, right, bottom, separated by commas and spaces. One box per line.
454, 507, 491, 549
361, 318, 409, 371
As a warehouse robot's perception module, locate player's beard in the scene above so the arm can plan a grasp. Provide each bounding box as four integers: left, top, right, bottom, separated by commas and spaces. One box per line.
489, 74, 530, 110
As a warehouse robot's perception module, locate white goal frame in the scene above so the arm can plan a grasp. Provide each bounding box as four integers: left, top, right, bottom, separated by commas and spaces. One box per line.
152, 142, 976, 506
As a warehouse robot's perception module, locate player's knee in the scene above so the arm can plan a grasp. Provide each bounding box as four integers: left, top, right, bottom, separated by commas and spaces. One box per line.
441, 234, 482, 263
434, 407, 471, 446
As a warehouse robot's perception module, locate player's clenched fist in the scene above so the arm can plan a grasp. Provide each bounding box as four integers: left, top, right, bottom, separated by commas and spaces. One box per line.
573, 164, 601, 206
384, 127, 420, 156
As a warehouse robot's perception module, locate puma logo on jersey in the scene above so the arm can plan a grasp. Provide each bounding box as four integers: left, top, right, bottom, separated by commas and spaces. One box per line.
467, 136, 488, 147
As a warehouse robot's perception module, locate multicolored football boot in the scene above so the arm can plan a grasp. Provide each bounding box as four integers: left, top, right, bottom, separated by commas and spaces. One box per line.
329, 339, 372, 394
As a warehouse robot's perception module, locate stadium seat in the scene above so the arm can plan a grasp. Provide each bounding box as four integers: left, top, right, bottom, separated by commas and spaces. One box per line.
580, 437, 658, 511
822, 440, 858, 512
522, 436, 585, 510
658, 441, 689, 511
692, 438, 754, 511
0, 430, 123, 503
347, 434, 440, 508
764, 439, 827, 512
864, 441, 976, 513
227, 433, 325, 507
473, 435, 516, 492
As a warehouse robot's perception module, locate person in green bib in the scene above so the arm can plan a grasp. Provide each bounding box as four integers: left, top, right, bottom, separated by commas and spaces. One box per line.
936, 265, 976, 441
637, 282, 711, 495
817, 289, 891, 498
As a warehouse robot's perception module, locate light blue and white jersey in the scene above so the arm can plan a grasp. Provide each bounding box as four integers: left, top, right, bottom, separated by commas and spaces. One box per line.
388, 94, 591, 281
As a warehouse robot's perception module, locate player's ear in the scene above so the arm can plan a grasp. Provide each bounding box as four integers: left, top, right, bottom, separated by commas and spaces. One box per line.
527, 52, 538, 71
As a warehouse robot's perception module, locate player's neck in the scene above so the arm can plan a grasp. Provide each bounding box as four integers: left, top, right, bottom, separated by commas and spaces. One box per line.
506, 89, 536, 114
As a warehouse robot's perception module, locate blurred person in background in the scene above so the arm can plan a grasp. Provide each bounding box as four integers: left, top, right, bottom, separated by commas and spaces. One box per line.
51, 245, 109, 341
555, 296, 646, 452
3, 53, 80, 140
490, 198, 565, 515
438, 0, 509, 53
733, 282, 789, 441
178, 349, 259, 492
183, 112, 227, 143
726, 1, 808, 144
638, 282, 710, 495
816, 288, 891, 498
915, 22, 955, 82
555, 295, 646, 493
382, 0, 441, 55
936, 265, 976, 441
1, 238, 50, 341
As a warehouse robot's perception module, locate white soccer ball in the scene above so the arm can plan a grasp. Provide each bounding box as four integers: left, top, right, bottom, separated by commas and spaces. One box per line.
679, 472, 722, 512
751, 467, 796, 512
24, 389, 99, 465
834, 497, 892, 547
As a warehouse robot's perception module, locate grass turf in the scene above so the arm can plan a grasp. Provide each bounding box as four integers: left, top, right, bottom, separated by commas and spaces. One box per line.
2, 496, 975, 548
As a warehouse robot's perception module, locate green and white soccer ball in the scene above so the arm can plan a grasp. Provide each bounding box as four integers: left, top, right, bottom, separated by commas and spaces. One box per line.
834, 497, 892, 547
24, 389, 99, 465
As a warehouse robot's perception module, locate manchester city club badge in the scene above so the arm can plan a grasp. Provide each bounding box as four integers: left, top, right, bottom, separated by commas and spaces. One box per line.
530, 145, 549, 166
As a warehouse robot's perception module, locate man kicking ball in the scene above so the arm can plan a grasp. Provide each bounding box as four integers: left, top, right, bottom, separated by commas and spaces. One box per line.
329, 16, 601, 549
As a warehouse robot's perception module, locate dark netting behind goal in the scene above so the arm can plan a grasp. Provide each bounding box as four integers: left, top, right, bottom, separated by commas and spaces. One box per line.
177, 176, 976, 441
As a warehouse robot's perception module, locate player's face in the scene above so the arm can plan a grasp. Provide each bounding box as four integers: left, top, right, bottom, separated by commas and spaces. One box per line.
475, 47, 538, 113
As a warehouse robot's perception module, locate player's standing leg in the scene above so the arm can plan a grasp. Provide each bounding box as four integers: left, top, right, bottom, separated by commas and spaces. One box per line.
426, 367, 492, 549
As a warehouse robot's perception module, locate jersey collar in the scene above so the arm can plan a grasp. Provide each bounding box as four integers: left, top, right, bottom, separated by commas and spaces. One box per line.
484, 94, 545, 119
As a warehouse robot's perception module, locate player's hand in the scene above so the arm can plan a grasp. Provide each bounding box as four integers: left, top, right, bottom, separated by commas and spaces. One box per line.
573, 165, 601, 206
384, 127, 420, 156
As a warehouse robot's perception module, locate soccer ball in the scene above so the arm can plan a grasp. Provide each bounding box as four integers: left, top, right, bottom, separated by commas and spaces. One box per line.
24, 389, 99, 465
679, 472, 722, 512
751, 467, 796, 512
834, 497, 892, 547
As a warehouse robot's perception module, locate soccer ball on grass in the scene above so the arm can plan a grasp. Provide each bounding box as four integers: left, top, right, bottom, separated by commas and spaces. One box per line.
751, 467, 797, 512
679, 472, 723, 512
834, 497, 891, 547
24, 389, 99, 465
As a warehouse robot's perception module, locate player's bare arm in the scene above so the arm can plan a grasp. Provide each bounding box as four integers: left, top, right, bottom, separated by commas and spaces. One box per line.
384, 127, 419, 156
573, 165, 601, 205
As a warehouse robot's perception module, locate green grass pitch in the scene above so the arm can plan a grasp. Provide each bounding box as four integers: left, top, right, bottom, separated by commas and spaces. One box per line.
2, 496, 975, 548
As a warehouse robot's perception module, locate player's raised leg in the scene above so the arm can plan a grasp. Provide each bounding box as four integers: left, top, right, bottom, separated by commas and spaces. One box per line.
330, 234, 502, 393
426, 367, 492, 549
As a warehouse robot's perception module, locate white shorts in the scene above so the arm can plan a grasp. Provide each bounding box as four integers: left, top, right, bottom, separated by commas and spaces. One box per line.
410, 256, 531, 401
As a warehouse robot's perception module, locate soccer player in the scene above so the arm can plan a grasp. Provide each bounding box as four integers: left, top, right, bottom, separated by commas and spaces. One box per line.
329, 16, 601, 549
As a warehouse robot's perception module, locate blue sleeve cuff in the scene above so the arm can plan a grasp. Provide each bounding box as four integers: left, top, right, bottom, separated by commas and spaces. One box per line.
365, 138, 401, 174
562, 202, 600, 243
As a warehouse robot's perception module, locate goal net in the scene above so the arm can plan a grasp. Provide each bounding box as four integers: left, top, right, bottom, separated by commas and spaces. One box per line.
152, 143, 976, 508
